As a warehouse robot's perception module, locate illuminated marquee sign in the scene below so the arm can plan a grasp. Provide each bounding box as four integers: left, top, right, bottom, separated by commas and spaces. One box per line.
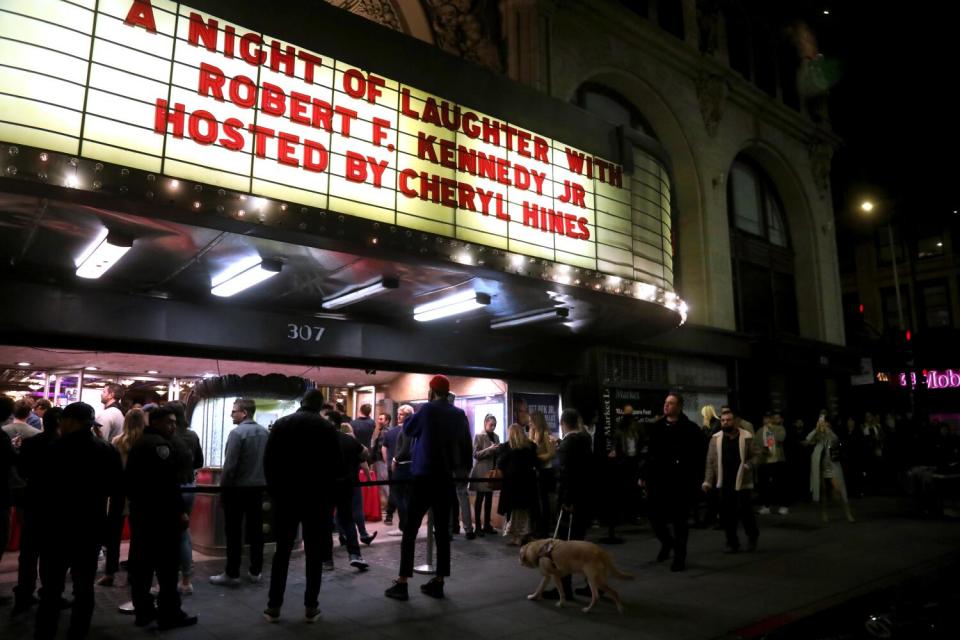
0, 0, 674, 286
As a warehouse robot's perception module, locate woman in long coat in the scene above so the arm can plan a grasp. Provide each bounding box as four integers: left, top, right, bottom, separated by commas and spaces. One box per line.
496, 423, 540, 545
805, 416, 855, 523
469, 415, 500, 535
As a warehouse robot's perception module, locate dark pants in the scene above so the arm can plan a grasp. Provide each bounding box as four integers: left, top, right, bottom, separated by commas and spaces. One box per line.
558, 503, 591, 596
268, 499, 330, 610
720, 488, 759, 549
15, 506, 39, 601
352, 487, 369, 537
385, 469, 398, 520
0, 506, 8, 570
393, 465, 411, 530
34, 538, 99, 640
400, 476, 452, 578
648, 494, 691, 561
334, 488, 361, 557
758, 463, 788, 507
474, 491, 494, 530
223, 488, 264, 578
128, 519, 182, 623
103, 497, 125, 576
536, 468, 556, 538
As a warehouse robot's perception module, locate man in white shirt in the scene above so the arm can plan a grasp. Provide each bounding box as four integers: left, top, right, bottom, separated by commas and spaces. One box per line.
96, 384, 125, 442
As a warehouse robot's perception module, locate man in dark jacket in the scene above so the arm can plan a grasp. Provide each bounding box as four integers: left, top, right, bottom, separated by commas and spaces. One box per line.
385, 375, 471, 601
126, 405, 197, 630
13, 407, 62, 615
641, 392, 702, 572
33, 402, 123, 640
263, 389, 345, 623
0, 397, 15, 604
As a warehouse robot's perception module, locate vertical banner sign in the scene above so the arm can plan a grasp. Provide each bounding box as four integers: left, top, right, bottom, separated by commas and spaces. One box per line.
0, 0, 675, 287
512, 392, 560, 435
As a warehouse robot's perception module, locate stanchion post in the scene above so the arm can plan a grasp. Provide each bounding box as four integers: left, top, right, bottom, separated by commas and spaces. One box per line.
413, 510, 435, 575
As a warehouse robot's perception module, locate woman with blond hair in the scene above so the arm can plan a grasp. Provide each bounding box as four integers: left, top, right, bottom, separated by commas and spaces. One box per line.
98, 408, 146, 586
805, 416, 855, 523
496, 423, 540, 545
701, 405, 721, 435
528, 412, 557, 538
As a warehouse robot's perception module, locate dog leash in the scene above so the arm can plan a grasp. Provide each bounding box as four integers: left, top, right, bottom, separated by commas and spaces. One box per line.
552, 511, 572, 541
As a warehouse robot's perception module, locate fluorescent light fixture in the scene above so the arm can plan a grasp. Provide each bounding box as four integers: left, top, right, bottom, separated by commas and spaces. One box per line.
211, 256, 282, 297
17, 362, 31, 366
323, 277, 398, 309
75, 228, 133, 279
85, 366, 98, 371
146, 370, 159, 374
491, 307, 569, 330
414, 290, 490, 322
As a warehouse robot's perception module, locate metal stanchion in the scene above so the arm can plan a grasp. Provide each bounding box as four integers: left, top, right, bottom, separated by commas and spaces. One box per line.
413, 510, 435, 575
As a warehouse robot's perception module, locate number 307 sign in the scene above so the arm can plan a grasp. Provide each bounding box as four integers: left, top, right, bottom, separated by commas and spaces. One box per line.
286, 323, 325, 342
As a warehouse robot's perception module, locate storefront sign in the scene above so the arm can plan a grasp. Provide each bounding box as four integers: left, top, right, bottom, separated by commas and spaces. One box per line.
512, 392, 560, 435
0, 0, 674, 282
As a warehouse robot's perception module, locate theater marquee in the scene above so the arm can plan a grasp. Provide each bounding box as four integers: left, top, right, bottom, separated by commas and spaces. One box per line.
0, 0, 674, 284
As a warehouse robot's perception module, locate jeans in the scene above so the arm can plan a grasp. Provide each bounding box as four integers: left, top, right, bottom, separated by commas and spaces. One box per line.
393, 465, 412, 530
268, 498, 330, 610
35, 538, 99, 640
373, 460, 389, 507
352, 487, 369, 537
451, 479, 472, 532
720, 488, 759, 548
179, 485, 196, 578
223, 488, 264, 578
400, 476, 453, 578
334, 487, 361, 557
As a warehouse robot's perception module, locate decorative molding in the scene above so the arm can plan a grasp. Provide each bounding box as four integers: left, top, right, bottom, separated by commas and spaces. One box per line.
808, 139, 834, 199
695, 72, 728, 137
423, 0, 503, 72
324, 0, 405, 33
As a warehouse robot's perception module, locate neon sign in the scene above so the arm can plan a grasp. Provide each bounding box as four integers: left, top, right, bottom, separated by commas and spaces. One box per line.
0, 0, 675, 289
898, 370, 960, 390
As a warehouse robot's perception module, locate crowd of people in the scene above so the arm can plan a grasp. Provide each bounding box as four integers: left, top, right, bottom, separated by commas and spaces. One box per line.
2, 380, 960, 637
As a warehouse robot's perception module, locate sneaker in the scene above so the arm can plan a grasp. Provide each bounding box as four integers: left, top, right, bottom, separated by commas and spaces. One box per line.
304, 606, 321, 623
322, 561, 334, 572
263, 607, 280, 623
757, 506, 771, 515
95, 575, 114, 587
778, 506, 789, 515
385, 581, 409, 601
157, 612, 198, 631
349, 555, 369, 571
209, 573, 241, 587
420, 578, 444, 599
465, 531, 476, 540
178, 582, 193, 596
247, 572, 262, 584
360, 531, 378, 546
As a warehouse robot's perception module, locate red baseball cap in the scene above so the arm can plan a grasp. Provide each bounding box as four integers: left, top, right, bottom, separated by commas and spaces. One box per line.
429, 375, 450, 394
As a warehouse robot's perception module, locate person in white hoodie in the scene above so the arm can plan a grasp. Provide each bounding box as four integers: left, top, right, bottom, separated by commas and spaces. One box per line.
702, 408, 760, 553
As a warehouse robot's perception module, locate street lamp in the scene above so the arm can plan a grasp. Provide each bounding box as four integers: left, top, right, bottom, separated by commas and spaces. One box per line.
860, 199, 904, 332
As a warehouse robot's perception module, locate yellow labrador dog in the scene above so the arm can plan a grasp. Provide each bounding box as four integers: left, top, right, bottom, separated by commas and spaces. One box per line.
520, 538, 633, 613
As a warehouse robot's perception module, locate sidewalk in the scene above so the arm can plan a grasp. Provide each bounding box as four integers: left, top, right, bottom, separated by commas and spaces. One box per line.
1, 497, 957, 639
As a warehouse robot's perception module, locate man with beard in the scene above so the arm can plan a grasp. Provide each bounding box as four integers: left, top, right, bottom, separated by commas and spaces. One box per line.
702, 408, 760, 553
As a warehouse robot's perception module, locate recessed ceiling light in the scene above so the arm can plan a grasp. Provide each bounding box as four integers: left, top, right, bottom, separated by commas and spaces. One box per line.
346, 382, 356, 387
85, 366, 98, 371
17, 362, 31, 366
146, 370, 159, 374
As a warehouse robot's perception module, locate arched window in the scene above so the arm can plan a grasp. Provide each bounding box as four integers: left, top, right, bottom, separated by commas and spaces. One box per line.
728, 158, 797, 335
574, 85, 673, 288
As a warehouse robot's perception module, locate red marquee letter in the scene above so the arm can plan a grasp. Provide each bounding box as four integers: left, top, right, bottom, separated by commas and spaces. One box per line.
125, 0, 157, 33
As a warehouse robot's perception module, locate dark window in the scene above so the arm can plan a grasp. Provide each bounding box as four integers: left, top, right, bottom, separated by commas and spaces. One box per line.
881, 286, 911, 333
657, 0, 685, 39
576, 84, 657, 138
876, 227, 905, 265
728, 160, 789, 246
620, 0, 650, 18
753, 31, 778, 97
729, 157, 797, 336
919, 281, 951, 329
842, 292, 863, 340
779, 39, 800, 110
725, 13, 752, 79
915, 226, 945, 259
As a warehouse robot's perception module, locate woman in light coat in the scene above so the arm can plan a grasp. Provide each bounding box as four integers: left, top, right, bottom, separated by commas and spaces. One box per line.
805, 417, 855, 523
469, 415, 500, 535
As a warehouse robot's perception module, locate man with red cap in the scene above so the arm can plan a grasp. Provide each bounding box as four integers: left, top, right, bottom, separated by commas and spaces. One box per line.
385, 375, 472, 601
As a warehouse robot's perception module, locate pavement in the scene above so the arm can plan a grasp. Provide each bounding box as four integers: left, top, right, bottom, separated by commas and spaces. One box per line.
1, 497, 958, 640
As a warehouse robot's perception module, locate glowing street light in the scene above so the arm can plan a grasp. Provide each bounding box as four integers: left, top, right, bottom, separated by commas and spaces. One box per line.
860, 200, 874, 213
